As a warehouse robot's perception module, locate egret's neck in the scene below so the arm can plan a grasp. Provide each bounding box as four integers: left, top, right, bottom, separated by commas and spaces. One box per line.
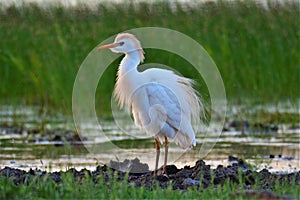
119, 50, 140, 75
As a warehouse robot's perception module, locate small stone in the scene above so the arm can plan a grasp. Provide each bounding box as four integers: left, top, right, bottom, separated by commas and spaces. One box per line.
156, 174, 169, 182
183, 178, 199, 186
10, 160, 16, 164
165, 165, 179, 174
176, 169, 193, 178
228, 155, 238, 162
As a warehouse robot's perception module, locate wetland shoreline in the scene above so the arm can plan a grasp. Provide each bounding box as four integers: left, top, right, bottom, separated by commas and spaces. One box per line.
1, 158, 299, 199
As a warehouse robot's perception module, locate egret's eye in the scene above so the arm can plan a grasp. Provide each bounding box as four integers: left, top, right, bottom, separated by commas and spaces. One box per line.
119, 41, 125, 46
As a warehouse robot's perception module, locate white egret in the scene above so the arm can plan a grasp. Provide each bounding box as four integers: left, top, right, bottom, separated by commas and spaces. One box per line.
98, 33, 203, 175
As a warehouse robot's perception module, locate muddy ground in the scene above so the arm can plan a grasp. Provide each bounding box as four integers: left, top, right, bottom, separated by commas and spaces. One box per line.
1, 158, 299, 199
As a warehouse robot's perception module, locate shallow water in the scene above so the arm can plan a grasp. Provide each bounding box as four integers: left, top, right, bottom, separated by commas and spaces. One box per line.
0, 105, 299, 173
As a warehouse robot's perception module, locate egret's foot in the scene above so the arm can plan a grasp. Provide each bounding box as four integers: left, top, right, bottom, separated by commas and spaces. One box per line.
153, 168, 161, 176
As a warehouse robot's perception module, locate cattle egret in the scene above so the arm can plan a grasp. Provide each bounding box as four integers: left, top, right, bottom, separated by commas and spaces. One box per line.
98, 33, 203, 175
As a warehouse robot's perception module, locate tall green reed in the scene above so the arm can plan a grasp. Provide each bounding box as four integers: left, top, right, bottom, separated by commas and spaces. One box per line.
0, 1, 299, 117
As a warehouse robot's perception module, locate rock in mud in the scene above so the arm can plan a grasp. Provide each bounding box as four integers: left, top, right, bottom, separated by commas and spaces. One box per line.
109, 157, 149, 174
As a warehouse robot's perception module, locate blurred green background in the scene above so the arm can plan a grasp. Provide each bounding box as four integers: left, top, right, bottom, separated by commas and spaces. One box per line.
0, 0, 299, 117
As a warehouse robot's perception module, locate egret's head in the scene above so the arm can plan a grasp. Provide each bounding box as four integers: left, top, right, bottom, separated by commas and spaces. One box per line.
98, 33, 145, 62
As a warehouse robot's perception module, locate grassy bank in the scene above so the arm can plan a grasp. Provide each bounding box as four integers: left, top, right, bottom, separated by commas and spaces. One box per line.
0, 167, 299, 199
0, 1, 299, 117
0, 177, 295, 199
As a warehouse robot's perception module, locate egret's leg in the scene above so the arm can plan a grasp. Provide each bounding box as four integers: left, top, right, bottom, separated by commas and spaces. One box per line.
163, 136, 168, 174
154, 137, 160, 175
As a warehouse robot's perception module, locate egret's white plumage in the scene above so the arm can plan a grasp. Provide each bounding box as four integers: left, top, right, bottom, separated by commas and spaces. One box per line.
98, 33, 204, 174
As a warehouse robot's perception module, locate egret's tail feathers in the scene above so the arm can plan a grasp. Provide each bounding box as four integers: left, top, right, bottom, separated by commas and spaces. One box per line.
174, 132, 196, 149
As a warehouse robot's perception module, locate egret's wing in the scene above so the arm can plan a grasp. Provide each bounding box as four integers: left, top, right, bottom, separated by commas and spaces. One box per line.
131, 82, 181, 138
146, 82, 182, 137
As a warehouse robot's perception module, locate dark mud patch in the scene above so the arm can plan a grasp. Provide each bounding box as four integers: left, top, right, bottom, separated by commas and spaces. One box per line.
1, 158, 299, 199
0, 123, 85, 144
223, 120, 279, 133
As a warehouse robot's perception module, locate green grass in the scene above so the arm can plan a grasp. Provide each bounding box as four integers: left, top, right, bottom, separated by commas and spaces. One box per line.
0, 170, 298, 199
0, 1, 299, 117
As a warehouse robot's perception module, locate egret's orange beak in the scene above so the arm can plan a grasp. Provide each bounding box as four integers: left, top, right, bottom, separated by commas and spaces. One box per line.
98, 43, 120, 50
